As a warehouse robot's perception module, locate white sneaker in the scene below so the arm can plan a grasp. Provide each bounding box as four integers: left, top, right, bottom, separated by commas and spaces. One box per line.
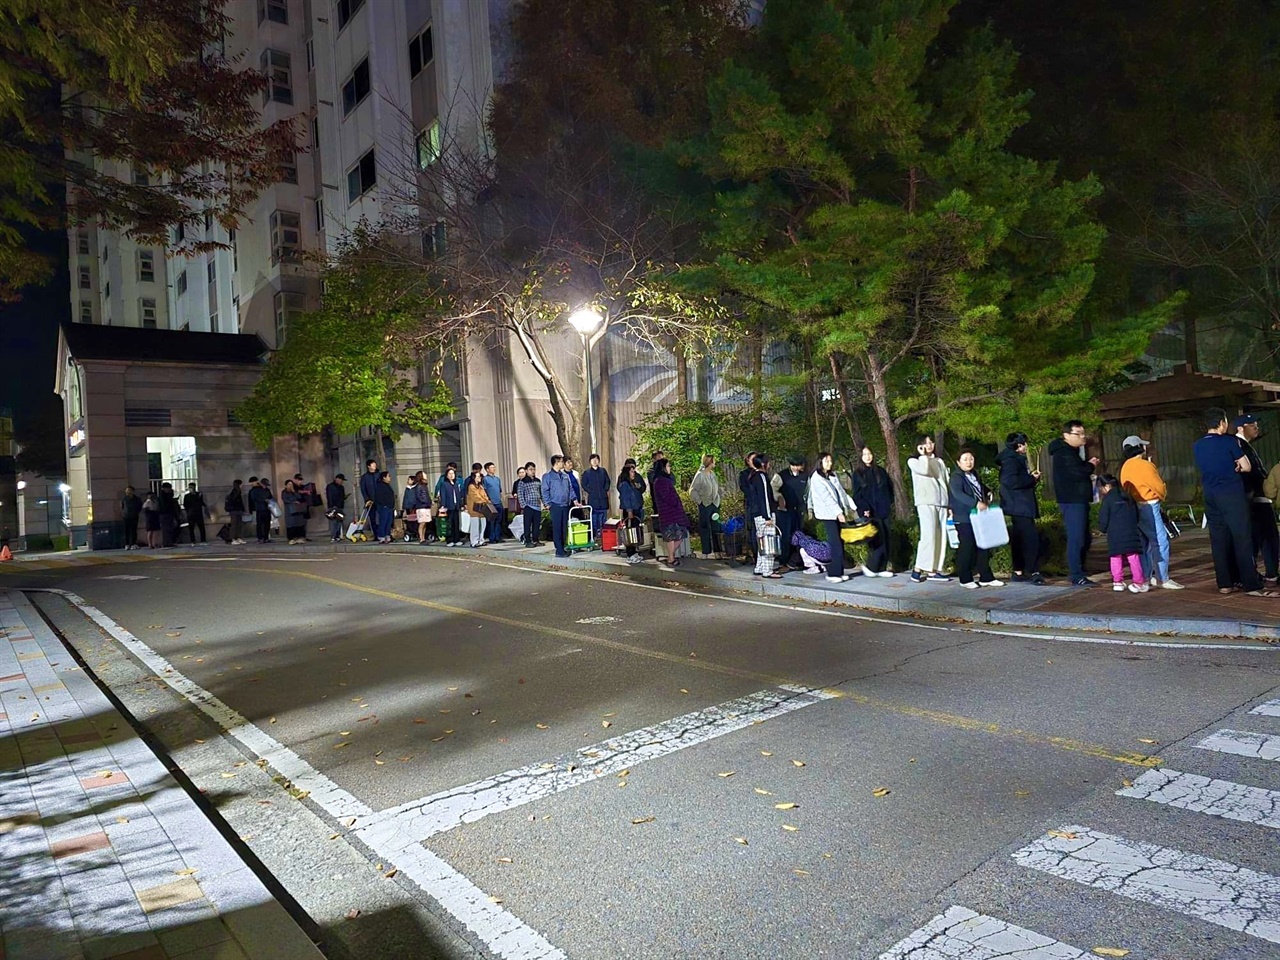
978, 578, 1004, 587
1135, 582, 1150, 593
1161, 579, 1185, 590
961, 581, 979, 590
860, 565, 875, 578
1127, 582, 1143, 593
877, 569, 893, 578
1112, 583, 1126, 592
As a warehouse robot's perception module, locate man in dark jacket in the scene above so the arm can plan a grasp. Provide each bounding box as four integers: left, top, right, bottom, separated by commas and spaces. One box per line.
326, 474, 347, 541
996, 433, 1044, 584
158, 482, 179, 547
248, 478, 273, 543
182, 483, 207, 544
359, 459, 379, 508
580, 454, 611, 541
1234, 414, 1279, 584
121, 486, 142, 550
224, 480, 247, 544
1048, 420, 1099, 586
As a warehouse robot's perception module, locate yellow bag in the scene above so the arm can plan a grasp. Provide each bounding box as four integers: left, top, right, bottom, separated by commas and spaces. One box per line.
840, 523, 878, 544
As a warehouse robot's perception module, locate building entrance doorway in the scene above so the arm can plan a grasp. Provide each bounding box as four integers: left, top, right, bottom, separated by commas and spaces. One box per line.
146, 436, 199, 493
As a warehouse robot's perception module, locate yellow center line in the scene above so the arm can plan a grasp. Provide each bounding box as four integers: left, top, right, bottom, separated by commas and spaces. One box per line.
243, 565, 1162, 768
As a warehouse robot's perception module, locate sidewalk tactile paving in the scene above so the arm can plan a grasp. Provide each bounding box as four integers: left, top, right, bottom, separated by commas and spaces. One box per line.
0, 589, 323, 960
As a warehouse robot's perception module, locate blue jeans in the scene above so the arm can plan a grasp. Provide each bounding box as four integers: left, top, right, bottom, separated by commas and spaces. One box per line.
549, 504, 570, 556
590, 505, 605, 540
489, 507, 505, 542
373, 505, 393, 540
1136, 502, 1169, 582
1059, 502, 1091, 581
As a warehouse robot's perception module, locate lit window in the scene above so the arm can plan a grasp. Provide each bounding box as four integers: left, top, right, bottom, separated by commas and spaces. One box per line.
347, 149, 376, 203
257, 0, 288, 24
342, 58, 371, 116
270, 210, 301, 263
336, 0, 365, 32
80, 300, 92, 323
273, 290, 305, 346
409, 25, 433, 78
176, 271, 187, 296
140, 298, 157, 328
416, 121, 441, 169
78, 265, 91, 289
260, 49, 292, 105
138, 250, 155, 283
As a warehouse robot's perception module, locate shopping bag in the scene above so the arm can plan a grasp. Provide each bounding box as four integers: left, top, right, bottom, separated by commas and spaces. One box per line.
509, 515, 525, 541
459, 511, 472, 533
267, 499, 282, 519
970, 505, 1010, 550
945, 516, 960, 549
216, 523, 231, 543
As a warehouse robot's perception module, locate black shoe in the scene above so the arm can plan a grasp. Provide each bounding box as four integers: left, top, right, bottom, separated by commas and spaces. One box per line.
1071, 577, 1097, 587
1030, 573, 1047, 586
1011, 573, 1029, 583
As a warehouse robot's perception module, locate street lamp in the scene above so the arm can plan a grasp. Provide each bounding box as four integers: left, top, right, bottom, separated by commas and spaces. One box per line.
568, 306, 605, 454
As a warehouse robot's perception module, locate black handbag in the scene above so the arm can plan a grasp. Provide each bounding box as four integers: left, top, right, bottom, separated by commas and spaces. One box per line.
1161, 509, 1181, 540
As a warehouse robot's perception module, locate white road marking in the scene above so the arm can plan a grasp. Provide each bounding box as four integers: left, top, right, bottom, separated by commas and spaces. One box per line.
166, 556, 335, 562
1118, 768, 1280, 829
574, 616, 620, 624
28, 588, 566, 960
355, 685, 835, 848
1251, 698, 1280, 717
1196, 729, 1280, 762
879, 905, 1087, 959
96, 575, 150, 580
431, 552, 1280, 651
1013, 824, 1280, 943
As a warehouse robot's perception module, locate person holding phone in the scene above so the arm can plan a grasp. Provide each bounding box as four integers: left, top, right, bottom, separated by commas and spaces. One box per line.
907, 435, 951, 583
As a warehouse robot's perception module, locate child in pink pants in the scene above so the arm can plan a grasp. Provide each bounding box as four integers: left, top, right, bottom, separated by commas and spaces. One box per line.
1097, 474, 1150, 593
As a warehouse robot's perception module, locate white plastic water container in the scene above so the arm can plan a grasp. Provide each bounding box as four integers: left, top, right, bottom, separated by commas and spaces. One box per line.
970, 505, 1010, 550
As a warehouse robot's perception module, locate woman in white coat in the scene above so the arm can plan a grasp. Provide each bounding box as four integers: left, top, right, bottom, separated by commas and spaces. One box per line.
809, 452, 856, 583
907, 434, 952, 582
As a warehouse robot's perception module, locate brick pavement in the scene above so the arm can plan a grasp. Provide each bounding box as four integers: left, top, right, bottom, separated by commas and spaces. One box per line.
0, 590, 323, 960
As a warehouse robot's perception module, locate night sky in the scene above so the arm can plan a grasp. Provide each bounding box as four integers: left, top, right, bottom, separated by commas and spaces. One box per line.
0, 228, 67, 430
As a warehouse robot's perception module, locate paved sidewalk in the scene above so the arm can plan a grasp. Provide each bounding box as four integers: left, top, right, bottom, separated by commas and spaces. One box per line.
0, 590, 324, 960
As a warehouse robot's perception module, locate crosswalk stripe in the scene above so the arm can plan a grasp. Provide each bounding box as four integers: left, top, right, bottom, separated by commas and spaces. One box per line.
1117, 768, 1280, 829
1013, 825, 1280, 943
1197, 728, 1280, 762
878, 905, 1087, 959
1252, 699, 1280, 718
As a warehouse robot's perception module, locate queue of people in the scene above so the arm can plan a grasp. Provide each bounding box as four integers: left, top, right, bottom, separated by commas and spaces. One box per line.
114, 410, 1280, 599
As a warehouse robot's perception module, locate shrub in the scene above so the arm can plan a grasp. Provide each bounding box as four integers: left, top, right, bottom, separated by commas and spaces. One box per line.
24, 534, 53, 552
51, 535, 70, 552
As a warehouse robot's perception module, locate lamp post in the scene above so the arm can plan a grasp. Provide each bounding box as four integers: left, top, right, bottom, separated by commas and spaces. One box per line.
568, 306, 605, 455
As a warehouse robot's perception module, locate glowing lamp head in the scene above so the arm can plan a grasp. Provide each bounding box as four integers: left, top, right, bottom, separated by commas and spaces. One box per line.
568, 306, 604, 336
58, 483, 71, 494
16, 480, 26, 491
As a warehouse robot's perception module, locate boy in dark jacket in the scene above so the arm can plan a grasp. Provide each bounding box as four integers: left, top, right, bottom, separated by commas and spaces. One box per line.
1097, 474, 1149, 593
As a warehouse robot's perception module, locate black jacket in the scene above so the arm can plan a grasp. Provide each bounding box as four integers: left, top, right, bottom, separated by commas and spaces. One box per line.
359, 471, 379, 505
225, 487, 245, 513
158, 489, 179, 517
948, 469, 991, 518
326, 481, 347, 512
248, 484, 271, 513
996, 446, 1040, 518
182, 491, 205, 519
743, 470, 776, 519
1048, 437, 1094, 504
1098, 487, 1145, 555
373, 482, 396, 509
778, 470, 807, 513
121, 493, 142, 519
1240, 437, 1267, 499
851, 465, 894, 519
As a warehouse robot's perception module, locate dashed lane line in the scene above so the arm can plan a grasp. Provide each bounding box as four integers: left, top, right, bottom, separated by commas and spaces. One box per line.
1013, 824, 1280, 944
1117, 767, 1280, 829
234, 565, 1163, 768
878, 905, 1089, 959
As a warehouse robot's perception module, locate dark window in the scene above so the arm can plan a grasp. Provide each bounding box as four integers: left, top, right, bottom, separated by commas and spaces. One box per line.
270, 210, 301, 263
140, 298, 157, 327
80, 301, 92, 323
341, 58, 371, 116
260, 49, 292, 105
409, 25, 433, 78
76, 230, 89, 255
138, 250, 155, 283
336, 0, 365, 31
280, 157, 298, 183
78, 266, 90, 289
347, 149, 376, 203
176, 271, 187, 296
257, 0, 288, 24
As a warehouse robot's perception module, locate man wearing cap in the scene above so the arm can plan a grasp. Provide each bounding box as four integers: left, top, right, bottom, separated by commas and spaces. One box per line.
1235, 414, 1279, 584
1194, 407, 1273, 596
1119, 434, 1182, 590
326, 474, 348, 542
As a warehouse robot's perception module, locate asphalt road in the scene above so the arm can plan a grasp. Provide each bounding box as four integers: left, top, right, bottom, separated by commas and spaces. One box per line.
15, 549, 1280, 959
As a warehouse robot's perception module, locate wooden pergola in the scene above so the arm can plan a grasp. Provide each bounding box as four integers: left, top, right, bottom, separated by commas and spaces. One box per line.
1099, 364, 1280, 422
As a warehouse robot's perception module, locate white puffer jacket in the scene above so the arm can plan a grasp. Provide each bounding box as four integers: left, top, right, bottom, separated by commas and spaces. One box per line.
908, 454, 950, 507
807, 470, 855, 521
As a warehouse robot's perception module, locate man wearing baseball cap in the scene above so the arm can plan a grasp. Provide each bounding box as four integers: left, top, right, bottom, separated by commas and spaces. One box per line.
1234, 414, 1279, 584
1194, 407, 1272, 596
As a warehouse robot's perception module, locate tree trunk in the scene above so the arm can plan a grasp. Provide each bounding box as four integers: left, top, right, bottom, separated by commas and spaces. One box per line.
597, 333, 613, 467
828, 353, 863, 452
862, 348, 910, 521
750, 322, 764, 411
674, 346, 689, 403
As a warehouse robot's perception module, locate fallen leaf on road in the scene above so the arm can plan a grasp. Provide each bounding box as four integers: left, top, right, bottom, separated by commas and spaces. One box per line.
194, 739, 205, 744
345, 909, 360, 920
397, 756, 412, 762
439, 709, 451, 714
733, 837, 748, 845
496, 857, 514, 863
269, 717, 277, 724
175, 868, 198, 876
536, 723, 549, 730
679, 688, 689, 694
115, 817, 129, 824
220, 772, 236, 779
791, 760, 805, 768
602, 720, 612, 728
760, 751, 773, 757
432, 736, 445, 742
333, 741, 350, 749
1137, 738, 1158, 745
793, 868, 811, 877
632, 816, 656, 824
872, 788, 891, 797
384, 869, 398, 879
166, 632, 181, 637
782, 825, 799, 832
1092, 950, 1129, 958
1121, 778, 1133, 788
1015, 790, 1030, 798
487, 897, 503, 904
413, 719, 427, 724
339, 731, 351, 736
1048, 829, 1079, 840
775, 802, 798, 810
374, 759, 385, 765
754, 788, 773, 796
717, 771, 736, 778
329, 833, 339, 840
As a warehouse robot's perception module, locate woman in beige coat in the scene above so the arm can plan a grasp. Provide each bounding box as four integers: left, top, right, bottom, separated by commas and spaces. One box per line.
464, 466, 494, 547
